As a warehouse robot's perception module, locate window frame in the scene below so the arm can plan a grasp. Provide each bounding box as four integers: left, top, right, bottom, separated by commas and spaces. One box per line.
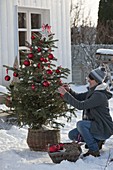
18, 7, 49, 51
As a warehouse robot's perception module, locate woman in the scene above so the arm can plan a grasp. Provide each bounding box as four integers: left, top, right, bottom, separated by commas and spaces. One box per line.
58, 67, 113, 157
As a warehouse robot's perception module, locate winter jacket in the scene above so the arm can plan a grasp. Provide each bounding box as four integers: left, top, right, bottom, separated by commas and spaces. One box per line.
63, 83, 113, 138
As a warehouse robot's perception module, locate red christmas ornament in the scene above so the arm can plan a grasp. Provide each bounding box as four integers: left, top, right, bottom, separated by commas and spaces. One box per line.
37, 63, 41, 68
28, 53, 34, 59
57, 79, 63, 85
56, 69, 61, 74
43, 81, 50, 87
37, 63, 44, 69
30, 47, 32, 51
37, 47, 42, 52
23, 60, 30, 66
46, 69, 53, 75
60, 94, 64, 98
31, 35, 35, 40
40, 57, 45, 62
49, 145, 58, 152
13, 72, 18, 77
44, 58, 48, 62
48, 53, 54, 60
5, 75, 10, 81
59, 143, 64, 150
31, 84, 35, 90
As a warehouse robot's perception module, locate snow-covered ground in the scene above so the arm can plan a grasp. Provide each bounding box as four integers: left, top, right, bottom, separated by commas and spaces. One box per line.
1, 85, 113, 170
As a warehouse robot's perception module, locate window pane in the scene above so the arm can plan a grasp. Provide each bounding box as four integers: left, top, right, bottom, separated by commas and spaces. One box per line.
19, 32, 27, 46
31, 14, 41, 29
18, 13, 26, 28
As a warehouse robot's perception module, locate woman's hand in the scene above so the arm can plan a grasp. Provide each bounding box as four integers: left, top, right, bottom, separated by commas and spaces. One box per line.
58, 86, 67, 95
62, 84, 70, 92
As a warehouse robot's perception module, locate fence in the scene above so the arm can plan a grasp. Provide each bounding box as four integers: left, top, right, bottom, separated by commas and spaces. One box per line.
71, 44, 113, 85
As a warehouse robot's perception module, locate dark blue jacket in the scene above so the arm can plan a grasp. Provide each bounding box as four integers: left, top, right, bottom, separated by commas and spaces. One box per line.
63, 83, 113, 138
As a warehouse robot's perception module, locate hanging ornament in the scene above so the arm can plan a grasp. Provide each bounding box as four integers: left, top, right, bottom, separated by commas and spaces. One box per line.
28, 53, 34, 59
57, 78, 63, 85
37, 63, 41, 68
44, 58, 48, 62
5, 75, 10, 81
40, 57, 45, 62
42, 81, 50, 87
30, 47, 33, 51
56, 69, 61, 74
37, 47, 42, 52
48, 53, 54, 60
23, 60, 30, 66
31, 35, 35, 40
5, 69, 10, 81
31, 84, 35, 90
37, 63, 44, 69
60, 94, 64, 98
46, 69, 53, 75
13, 72, 18, 77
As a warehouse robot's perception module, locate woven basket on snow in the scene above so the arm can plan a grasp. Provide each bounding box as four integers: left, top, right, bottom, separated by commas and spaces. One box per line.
27, 128, 60, 151
48, 142, 82, 163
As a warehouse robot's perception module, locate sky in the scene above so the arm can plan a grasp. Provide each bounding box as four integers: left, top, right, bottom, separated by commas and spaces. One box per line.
73, 0, 100, 26
1, 84, 113, 169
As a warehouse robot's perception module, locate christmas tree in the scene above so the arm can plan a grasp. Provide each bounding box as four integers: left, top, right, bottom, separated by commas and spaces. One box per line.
3, 24, 76, 129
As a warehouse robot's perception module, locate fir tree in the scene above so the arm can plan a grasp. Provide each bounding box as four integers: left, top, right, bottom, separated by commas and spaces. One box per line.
96, 0, 113, 44
3, 24, 76, 129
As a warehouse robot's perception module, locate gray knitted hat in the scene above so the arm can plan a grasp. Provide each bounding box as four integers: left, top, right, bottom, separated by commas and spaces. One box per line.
89, 67, 107, 84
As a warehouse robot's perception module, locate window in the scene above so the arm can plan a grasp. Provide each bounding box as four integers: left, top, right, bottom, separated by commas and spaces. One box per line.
18, 8, 50, 64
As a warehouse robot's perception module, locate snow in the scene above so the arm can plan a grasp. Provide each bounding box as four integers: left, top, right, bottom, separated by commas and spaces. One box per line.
96, 48, 113, 55
1, 85, 113, 170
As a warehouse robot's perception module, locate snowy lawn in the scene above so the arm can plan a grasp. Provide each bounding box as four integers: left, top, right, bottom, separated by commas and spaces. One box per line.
1, 85, 113, 170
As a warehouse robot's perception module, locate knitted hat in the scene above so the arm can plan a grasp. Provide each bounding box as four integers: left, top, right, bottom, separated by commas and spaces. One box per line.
89, 67, 107, 84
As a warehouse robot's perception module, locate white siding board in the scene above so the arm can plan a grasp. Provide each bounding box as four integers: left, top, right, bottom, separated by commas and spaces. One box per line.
7, 0, 15, 66
65, 0, 72, 81
1, 0, 9, 85
0, 2, 2, 84
45, 0, 51, 9
0, 0, 72, 85
54, 0, 63, 67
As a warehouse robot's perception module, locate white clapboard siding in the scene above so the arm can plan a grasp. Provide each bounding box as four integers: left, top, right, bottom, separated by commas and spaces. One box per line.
0, 0, 17, 86
0, 0, 72, 86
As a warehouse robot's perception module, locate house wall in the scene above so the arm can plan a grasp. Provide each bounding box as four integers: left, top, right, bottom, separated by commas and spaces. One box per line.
0, 0, 18, 86
0, 0, 72, 86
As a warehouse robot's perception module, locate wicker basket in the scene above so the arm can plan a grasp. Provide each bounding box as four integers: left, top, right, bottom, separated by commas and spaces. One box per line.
27, 128, 60, 151
48, 142, 82, 163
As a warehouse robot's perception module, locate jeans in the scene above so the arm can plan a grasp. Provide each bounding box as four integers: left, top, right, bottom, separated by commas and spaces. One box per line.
68, 120, 102, 151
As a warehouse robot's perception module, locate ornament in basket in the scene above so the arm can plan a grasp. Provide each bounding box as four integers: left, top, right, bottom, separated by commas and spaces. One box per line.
48, 142, 82, 163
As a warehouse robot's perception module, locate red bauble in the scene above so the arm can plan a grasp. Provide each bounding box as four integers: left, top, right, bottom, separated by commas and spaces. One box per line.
43, 81, 50, 87
44, 58, 48, 62
60, 94, 64, 98
49, 145, 58, 152
23, 60, 30, 66
13, 72, 18, 77
37, 63, 44, 69
31, 84, 35, 90
46, 69, 53, 75
31, 35, 35, 40
37, 47, 42, 52
5, 75, 10, 81
56, 69, 61, 74
40, 57, 45, 62
48, 53, 54, 60
28, 53, 34, 59
37, 63, 41, 68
